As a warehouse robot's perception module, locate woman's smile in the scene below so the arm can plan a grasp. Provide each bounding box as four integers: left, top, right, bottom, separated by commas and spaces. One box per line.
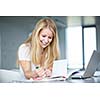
39, 28, 53, 48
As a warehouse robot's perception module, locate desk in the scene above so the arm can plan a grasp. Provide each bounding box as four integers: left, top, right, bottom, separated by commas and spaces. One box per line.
43, 70, 100, 83
66, 76, 100, 83
13, 75, 100, 83
0, 69, 100, 83
65, 70, 100, 83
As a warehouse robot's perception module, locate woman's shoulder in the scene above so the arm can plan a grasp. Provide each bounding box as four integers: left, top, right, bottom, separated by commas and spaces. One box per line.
19, 43, 31, 50
19, 43, 31, 49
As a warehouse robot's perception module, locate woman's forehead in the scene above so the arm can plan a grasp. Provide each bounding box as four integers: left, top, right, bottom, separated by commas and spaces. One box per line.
40, 28, 53, 36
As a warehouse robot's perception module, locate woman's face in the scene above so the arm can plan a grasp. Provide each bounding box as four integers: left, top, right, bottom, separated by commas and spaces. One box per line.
39, 28, 53, 48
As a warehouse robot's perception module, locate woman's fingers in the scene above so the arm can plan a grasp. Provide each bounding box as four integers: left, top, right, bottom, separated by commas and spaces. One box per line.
45, 69, 52, 77
33, 68, 52, 80
35, 68, 46, 77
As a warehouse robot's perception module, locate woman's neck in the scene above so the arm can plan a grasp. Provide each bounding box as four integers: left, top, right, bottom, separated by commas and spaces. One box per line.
41, 48, 45, 54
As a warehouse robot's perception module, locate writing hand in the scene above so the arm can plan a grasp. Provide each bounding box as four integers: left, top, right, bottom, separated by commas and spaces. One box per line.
45, 69, 52, 77
35, 67, 46, 78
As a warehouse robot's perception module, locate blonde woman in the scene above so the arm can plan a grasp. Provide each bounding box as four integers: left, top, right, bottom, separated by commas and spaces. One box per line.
18, 17, 60, 80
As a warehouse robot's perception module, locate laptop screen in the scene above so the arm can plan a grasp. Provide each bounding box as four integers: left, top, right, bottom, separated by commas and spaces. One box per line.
83, 50, 100, 77
51, 59, 67, 78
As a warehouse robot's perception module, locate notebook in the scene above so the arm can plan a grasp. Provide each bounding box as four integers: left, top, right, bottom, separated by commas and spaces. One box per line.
70, 50, 100, 79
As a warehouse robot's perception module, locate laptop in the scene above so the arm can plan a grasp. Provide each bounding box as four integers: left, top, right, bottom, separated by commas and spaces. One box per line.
70, 50, 100, 79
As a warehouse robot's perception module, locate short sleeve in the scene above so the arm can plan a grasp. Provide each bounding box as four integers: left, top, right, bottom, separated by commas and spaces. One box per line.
18, 44, 31, 61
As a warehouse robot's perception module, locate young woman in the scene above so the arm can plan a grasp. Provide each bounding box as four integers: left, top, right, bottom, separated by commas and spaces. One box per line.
17, 17, 60, 80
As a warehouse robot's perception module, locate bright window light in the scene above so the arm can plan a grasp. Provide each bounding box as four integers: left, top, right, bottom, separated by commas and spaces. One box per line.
66, 26, 83, 69
84, 27, 96, 68
66, 26, 96, 69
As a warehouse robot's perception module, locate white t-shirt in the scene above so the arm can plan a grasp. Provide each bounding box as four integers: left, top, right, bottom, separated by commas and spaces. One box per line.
18, 43, 36, 79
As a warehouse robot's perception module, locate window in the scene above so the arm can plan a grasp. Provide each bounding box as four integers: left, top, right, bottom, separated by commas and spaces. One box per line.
66, 26, 83, 69
66, 26, 96, 69
84, 27, 97, 68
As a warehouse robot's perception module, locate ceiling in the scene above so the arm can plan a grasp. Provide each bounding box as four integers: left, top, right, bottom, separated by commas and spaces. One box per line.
0, 16, 96, 29
66, 16, 96, 27
49, 16, 96, 28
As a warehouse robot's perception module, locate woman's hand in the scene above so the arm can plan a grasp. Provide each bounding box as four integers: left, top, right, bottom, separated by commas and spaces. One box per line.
45, 69, 52, 77
31, 70, 39, 79
35, 67, 46, 78
32, 67, 52, 80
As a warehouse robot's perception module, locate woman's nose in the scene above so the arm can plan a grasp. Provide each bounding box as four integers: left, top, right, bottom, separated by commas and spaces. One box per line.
45, 38, 49, 43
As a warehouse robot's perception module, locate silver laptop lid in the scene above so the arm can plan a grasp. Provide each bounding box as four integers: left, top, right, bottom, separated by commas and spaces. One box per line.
83, 50, 100, 78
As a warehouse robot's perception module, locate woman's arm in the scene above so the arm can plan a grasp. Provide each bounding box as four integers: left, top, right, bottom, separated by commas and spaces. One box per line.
19, 61, 38, 79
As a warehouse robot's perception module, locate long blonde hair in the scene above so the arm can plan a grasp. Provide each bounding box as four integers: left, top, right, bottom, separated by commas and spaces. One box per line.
21, 17, 60, 68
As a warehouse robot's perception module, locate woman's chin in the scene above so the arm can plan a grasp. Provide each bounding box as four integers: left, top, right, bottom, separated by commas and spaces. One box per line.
41, 44, 49, 48
42, 46, 47, 48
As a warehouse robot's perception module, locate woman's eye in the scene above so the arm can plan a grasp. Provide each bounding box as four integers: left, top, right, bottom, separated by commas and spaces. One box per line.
42, 35, 46, 37
48, 37, 52, 39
